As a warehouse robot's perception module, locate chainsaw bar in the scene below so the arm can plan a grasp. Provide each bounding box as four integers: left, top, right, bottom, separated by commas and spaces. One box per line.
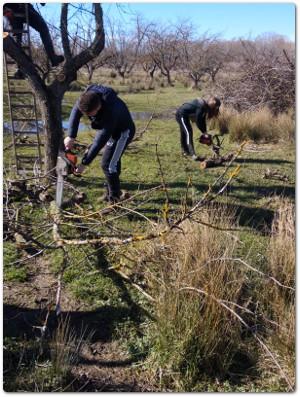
55, 152, 69, 208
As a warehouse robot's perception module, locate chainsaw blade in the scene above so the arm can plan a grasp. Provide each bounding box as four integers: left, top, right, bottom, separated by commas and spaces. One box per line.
55, 153, 69, 208
56, 174, 64, 208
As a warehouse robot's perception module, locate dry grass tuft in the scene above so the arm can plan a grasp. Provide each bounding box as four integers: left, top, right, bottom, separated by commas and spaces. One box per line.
259, 199, 295, 389
142, 205, 250, 389
137, 201, 295, 391
228, 107, 295, 143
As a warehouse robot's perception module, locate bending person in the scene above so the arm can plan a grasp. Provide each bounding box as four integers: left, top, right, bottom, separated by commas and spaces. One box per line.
175, 96, 221, 160
64, 84, 135, 204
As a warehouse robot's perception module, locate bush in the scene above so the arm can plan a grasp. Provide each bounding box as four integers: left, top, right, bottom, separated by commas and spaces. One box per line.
229, 107, 279, 143
110, 70, 117, 78
228, 107, 295, 143
274, 109, 295, 142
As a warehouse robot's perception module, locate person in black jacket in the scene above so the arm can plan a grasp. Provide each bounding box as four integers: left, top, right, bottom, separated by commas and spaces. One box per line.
175, 96, 221, 160
3, 3, 64, 78
64, 85, 136, 203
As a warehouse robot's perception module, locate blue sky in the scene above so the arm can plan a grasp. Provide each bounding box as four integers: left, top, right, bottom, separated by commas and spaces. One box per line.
39, 2, 295, 41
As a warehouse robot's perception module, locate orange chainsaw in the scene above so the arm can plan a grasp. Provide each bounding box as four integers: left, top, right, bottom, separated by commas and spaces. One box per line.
55, 150, 80, 208
199, 133, 223, 157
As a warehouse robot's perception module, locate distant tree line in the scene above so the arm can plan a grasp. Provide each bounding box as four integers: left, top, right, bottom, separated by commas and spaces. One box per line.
69, 19, 294, 113
31, 14, 294, 113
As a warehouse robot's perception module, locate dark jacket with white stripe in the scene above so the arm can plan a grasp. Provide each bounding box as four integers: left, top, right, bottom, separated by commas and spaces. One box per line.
67, 85, 135, 165
176, 99, 208, 133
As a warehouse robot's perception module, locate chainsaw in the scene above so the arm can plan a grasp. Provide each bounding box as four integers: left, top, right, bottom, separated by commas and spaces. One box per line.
199, 133, 224, 157
55, 150, 79, 208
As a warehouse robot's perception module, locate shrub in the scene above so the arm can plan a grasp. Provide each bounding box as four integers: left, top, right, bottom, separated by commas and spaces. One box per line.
229, 107, 279, 143
274, 109, 295, 142
110, 70, 117, 78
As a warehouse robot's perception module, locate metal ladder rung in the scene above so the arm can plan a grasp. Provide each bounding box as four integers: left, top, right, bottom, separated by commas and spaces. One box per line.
10, 91, 34, 95
15, 143, 41, 147
15, 142, 39, 148
13, 130, 38, 134
8, 76, 26, 80
10, 104, 34, 109
12, 118, 37, 122
17, 155, 42, 161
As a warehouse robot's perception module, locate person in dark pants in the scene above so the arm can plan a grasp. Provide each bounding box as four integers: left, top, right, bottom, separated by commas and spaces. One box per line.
175, 96, 221, 160
64, 85, 136, 203
3, 3, 64, 78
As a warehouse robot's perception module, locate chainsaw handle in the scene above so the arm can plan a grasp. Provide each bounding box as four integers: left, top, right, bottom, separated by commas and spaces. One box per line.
199, 133, 213, 146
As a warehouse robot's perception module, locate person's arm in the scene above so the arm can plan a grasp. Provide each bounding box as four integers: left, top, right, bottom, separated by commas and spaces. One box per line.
67, 101, 83, 139
195, 106, 207, 133
81, 128, 111, 165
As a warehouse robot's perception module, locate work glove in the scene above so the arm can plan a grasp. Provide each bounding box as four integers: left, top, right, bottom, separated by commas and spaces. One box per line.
64, 136, 75, 150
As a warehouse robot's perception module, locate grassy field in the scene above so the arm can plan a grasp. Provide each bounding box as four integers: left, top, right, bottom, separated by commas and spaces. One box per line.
3, 81, 295, 391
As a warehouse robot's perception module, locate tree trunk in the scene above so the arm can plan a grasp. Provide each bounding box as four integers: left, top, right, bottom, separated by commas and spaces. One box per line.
149, 66, 156, 81
166, 70, 173, 86
39, 93, 64, 173
191, 77, 199, 89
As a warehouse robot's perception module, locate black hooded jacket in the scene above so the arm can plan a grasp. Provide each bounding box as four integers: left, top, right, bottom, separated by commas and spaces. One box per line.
67, 85, 135, 165
176, 99, 208, 133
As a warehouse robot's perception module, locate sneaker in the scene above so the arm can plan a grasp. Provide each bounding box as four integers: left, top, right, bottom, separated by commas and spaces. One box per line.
108, 196, 120, 204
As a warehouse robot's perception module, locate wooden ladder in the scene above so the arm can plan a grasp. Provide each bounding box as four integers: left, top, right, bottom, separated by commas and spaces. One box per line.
4, 4, 43, 177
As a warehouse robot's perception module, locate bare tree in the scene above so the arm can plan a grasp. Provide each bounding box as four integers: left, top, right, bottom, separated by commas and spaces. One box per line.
181, 35, 212, 89
104, 16, 150, 81
146, 24, 181, 86
139, 43, 157, 86
4, 3, 105, 173
203, 41, 229, 83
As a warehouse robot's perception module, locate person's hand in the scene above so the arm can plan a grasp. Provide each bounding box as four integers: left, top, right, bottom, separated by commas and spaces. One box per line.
64, 137, 75, 150
74, 164, 85, 175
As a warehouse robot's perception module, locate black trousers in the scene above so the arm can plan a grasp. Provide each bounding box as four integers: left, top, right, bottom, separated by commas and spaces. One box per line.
101, 128, 135, 199
175, 112, 196, 156
11, 5, 58, 64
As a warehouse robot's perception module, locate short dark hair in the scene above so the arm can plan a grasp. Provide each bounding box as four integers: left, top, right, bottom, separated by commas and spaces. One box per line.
78, 91, 102, 113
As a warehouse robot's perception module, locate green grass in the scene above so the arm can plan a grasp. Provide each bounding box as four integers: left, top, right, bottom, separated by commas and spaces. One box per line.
3, 82, 295, 392
3, 242, 28, 282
